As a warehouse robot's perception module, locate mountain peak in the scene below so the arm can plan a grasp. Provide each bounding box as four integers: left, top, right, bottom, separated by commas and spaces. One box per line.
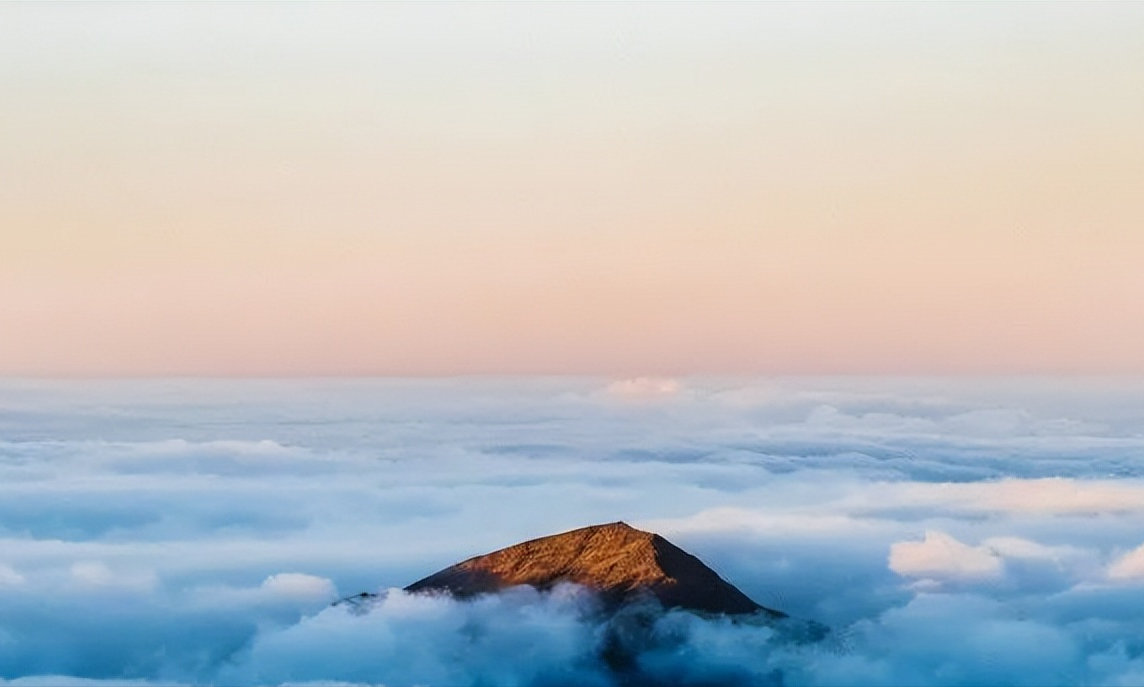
404, 522, 782, 617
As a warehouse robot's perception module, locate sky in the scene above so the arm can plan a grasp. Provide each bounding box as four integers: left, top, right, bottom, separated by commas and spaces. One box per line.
2, 3, 1144, 376
4, 376, 1144, 685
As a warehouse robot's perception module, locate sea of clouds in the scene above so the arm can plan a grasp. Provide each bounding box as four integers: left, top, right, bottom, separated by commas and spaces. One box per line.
2, 376, 1144, 686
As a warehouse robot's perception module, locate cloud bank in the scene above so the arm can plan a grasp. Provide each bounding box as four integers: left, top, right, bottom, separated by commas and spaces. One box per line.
2, 377, 1144, 685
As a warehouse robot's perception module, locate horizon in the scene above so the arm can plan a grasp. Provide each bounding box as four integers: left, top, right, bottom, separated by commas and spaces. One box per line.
3, 2, 1143, 376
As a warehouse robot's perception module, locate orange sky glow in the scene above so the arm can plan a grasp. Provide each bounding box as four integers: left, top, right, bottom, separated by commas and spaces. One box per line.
2, 3, 1143, 376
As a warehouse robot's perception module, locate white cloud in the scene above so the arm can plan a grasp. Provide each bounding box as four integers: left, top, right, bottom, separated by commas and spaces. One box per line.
838, 478, 1144, 517
219, 587, 612, 687
1108, 545, 1144, 581
603, 377, 681, 398
261, 573, 338, 601
68, 561, 157, 592
889, 531, 1004, 581
185, 574, 339, 611
981, 537, 1086, 563
70, 561, 116, 586
0, 564, 25, 586
957, 479, 1144, 516
641, 507, 878, 537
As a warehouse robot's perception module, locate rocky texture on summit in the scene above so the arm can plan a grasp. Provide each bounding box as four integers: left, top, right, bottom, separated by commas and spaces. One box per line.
403, 521, 784, 617
334, 522, 820, 683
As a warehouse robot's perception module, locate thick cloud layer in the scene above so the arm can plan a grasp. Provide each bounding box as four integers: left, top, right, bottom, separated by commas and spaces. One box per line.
2, 377, 1144, 685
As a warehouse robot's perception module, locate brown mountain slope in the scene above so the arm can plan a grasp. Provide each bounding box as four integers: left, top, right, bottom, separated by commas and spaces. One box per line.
403, 521, 784, 617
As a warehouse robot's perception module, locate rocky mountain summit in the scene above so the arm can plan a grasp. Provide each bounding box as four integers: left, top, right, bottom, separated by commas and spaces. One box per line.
345, 522, 785, 618
336, 522, 818, 684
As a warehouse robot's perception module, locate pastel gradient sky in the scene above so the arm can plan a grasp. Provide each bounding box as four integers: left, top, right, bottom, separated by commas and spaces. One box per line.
2, 3, 1143, 376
